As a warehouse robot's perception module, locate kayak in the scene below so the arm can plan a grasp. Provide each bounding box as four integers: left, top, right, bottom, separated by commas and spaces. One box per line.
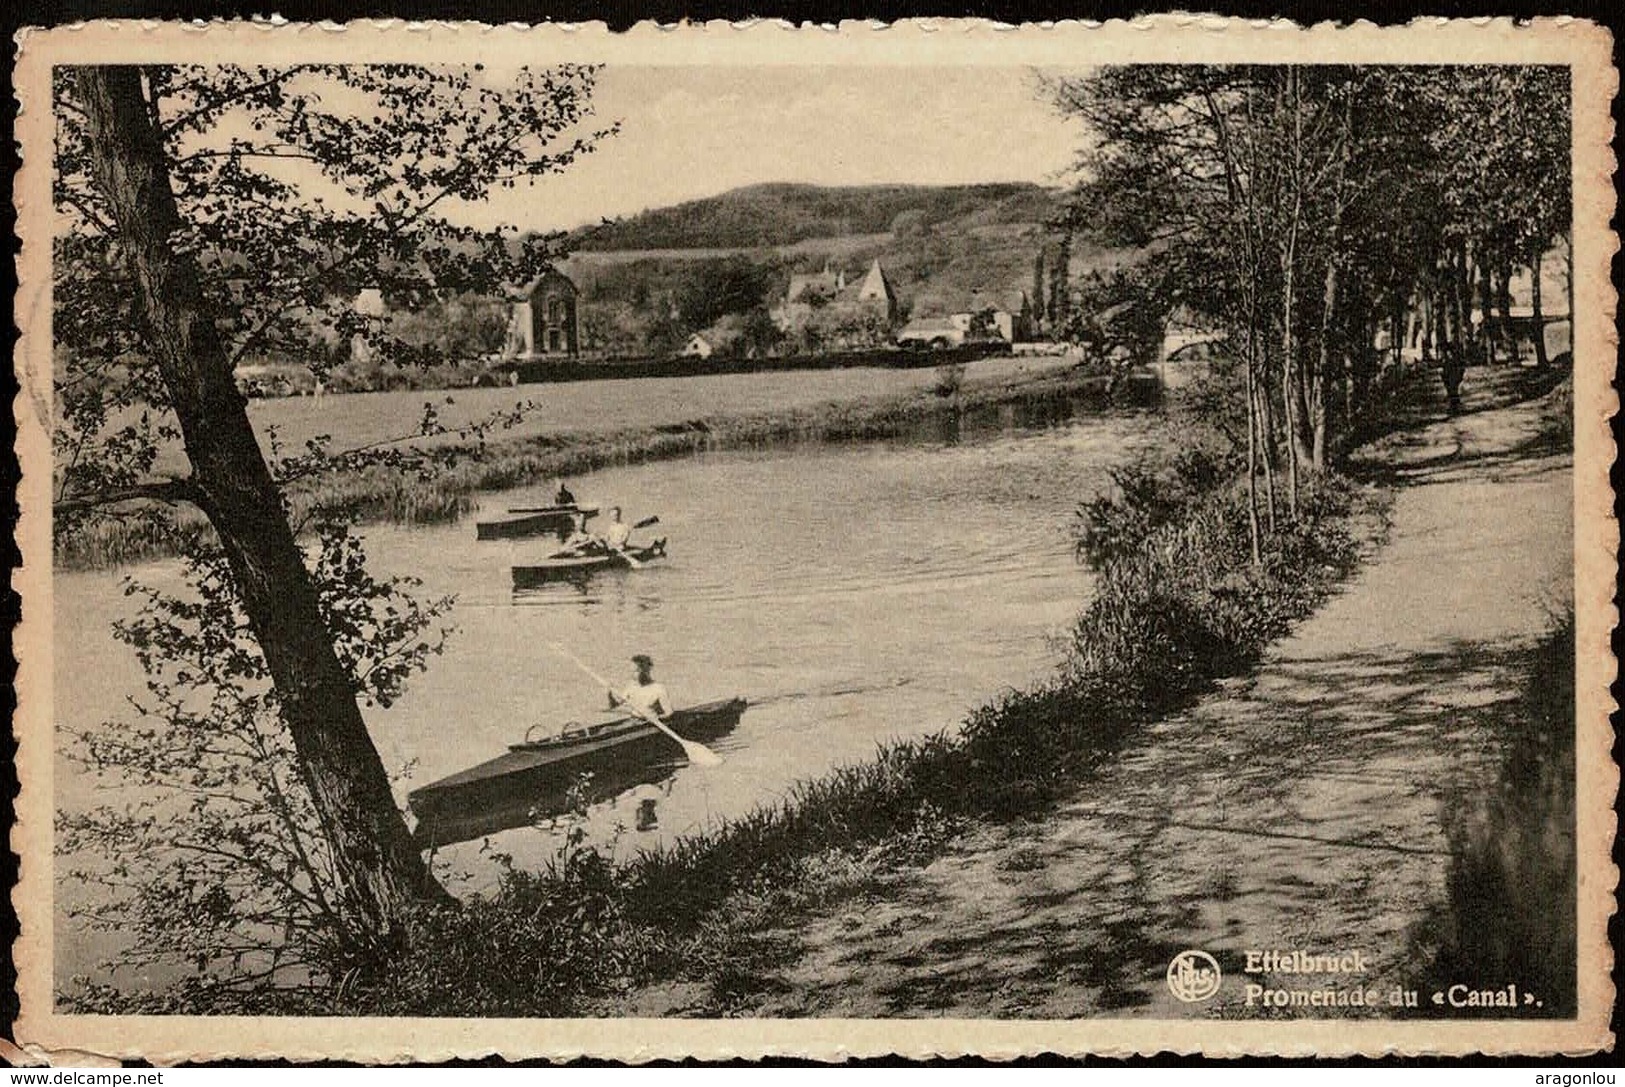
475, 503, 599, 541
408, 697, 746, 847
511, 540, 666, 589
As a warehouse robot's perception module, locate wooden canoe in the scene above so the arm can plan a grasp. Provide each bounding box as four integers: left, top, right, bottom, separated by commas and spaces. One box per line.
408, 697, 746, 847
475, 503, 600, 541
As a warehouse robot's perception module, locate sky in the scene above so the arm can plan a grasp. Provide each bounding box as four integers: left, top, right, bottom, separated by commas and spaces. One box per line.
457, 65, 1091, 234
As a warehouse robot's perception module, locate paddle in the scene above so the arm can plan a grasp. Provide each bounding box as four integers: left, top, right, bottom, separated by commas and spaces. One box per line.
546, 642, 723, 767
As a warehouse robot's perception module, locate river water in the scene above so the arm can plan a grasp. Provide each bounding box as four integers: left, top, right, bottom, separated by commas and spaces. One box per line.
54, 404, 1163, 983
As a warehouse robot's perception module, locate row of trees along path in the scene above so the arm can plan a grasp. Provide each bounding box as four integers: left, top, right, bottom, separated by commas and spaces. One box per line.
630, 369, 1571, 1017
1044, 65, 1568, 561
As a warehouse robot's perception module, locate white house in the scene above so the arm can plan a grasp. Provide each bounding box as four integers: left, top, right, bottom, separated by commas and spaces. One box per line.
681, 332, 715, 359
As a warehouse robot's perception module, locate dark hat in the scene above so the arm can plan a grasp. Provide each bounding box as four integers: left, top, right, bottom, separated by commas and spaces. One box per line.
631, 654, 654, 668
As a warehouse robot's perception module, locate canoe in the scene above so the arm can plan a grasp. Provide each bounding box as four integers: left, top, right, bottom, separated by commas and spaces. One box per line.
475, 503, 600, 541
408, 697, 746, 847
511, 540, 666, 589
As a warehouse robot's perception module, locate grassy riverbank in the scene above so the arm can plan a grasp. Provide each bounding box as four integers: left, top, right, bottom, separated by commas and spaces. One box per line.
57, 361, 1128, 570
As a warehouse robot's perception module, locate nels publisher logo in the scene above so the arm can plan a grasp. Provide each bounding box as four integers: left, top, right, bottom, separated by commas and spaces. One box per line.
1167, 949, 1223, 1003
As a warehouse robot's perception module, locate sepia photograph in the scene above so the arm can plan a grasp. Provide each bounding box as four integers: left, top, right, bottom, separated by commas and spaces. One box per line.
9, 18, 1617, 1062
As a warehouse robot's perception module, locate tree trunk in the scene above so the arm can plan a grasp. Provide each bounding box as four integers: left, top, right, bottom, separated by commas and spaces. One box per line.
1422, 284, 1436, 363
1390, 296, 1404, 372
1258, 376, 1278, 534
1478, 252, 1497, 366
1453, 248, 1465, 355
1456, 244, 1476, 360
1048, 233, 1071, 332
1278, 70, 1302, 516
1031, 249, 1046, 337
1530, 242, 1549, 368
1312, 256, 1338, 472
77, 66, 445, 961
1280, 257, 1301, 515
1495, 260, 1514, 362
1244, 337, 1262, 565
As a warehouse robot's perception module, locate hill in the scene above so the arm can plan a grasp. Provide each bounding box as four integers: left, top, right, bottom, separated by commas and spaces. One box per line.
569, 182, 1060, 252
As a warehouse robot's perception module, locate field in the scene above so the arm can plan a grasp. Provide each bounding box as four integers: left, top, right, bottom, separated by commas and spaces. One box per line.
236, 355, 1075, 473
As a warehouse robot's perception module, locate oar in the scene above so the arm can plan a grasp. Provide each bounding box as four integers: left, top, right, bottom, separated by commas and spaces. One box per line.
546, 642, 722, 767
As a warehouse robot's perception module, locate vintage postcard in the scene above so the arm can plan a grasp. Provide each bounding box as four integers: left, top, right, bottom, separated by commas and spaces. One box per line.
9, 16, 1618, 1063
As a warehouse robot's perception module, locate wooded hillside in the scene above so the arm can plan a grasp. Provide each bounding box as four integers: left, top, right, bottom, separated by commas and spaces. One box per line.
568, 181, 1057, 250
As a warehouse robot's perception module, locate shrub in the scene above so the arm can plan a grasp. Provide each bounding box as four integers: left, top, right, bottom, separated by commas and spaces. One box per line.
1073, 468, 1368, 699
1074, 446, 1234, 570
355, 849, 660, 1017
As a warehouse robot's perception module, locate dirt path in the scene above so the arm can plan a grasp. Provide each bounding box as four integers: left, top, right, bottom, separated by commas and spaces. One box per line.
681, 373, 1572, 1018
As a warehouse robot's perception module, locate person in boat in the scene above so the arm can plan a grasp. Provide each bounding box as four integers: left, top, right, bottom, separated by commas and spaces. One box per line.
608, 654, 670, 721
554, 480, 577, 507
600, 506, 633, 552
558, 512, 599, 555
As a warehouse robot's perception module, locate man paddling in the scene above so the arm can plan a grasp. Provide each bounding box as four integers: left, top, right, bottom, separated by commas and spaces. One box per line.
549, 643, 721, 767
601, 506, 632, 551
608, 654, 671, 721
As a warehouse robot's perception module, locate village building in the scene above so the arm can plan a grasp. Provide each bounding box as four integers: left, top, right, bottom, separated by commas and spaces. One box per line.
1481, 247, 1572, 364
896, 288, 1034, 348
502, 269, 581, 360
970, 289, 1036, 343
773, 258, 899, 333
681, 332, 715, 359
